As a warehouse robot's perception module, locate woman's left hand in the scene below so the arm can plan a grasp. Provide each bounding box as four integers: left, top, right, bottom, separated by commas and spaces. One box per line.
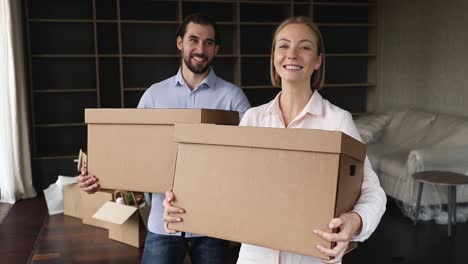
313, 212, 362, 264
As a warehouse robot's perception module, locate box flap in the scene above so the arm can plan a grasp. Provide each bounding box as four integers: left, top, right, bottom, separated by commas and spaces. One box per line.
92, 201, 138, 224
174, 124, 365, 161
85, 109, 238, 125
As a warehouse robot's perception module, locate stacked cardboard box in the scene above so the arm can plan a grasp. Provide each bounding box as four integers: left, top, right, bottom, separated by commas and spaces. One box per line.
80, 109, 365, 257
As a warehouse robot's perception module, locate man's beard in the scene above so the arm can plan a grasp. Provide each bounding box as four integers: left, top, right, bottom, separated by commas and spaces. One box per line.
183, 53, 212, 74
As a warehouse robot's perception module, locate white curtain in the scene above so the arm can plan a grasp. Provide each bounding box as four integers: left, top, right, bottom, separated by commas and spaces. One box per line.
0, 0, 36, 203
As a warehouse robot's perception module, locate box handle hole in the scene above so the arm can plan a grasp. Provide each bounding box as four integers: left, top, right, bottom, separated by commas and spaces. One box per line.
350, 165, 356, 176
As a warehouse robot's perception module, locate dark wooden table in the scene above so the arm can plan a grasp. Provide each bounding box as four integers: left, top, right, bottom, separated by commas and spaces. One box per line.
413, 170, 468, 237
31, 214, 143, 263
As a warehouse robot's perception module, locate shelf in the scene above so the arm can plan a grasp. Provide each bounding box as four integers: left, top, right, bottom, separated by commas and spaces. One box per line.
124, 87, 147, 91
182, 0, 237, 2
32, 54, 96, 58
239, 1, 290, 4
241, 54, 269, 58
240, 22, 281, 26
323, 83, 375, 87
33, 89, 96, 93
242, 85, 277, 89
326, 53, 376, 57
28, 19, 182, 24
314, 2, 377, 7
32, 155, 78, 160
34, 123, 86, 128
317, 23, 376, 27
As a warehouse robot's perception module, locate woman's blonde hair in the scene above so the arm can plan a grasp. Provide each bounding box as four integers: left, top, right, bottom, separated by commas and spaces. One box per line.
270, 16, 325, 90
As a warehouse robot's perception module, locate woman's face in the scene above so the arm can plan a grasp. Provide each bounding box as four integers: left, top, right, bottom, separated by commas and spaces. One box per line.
273, 23, 322, 85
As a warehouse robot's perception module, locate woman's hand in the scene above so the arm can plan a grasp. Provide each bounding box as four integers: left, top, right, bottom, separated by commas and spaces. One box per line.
313, 212, 362, 264
162, 189, 185, 234
76, 166, 100, 194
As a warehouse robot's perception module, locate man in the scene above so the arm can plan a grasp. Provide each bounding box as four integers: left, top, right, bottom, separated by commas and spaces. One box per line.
77, 13, 250, 264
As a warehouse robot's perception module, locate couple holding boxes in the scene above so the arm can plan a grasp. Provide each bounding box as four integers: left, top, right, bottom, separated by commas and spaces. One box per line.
78, 13, 386, 264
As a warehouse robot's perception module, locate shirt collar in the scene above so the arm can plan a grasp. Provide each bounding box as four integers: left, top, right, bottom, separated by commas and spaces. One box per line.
265, 90, 324, 118
174, 67, 217, 90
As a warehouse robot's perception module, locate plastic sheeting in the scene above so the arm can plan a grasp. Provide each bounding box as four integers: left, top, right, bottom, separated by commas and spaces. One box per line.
43, 176, 77, 215
355, 108, 468, 223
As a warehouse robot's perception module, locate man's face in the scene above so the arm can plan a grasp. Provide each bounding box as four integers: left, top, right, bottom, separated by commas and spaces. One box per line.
177, 22, 219, 75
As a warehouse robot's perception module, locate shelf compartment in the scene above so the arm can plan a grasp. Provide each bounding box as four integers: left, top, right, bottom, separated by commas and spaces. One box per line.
32, 157, 79, 191
218, 25, 236, 55
212, 57, 237, 84
97, 23, 119, 54
32, 58, 96, 90
243, 87, 281, 107
124, 90, 146, 108
121, 23, 179, 54
28, 0, 92, 19
123, 57, 179, 89
240, 25, 276, 54
34, 92, 96, 124
95, 0, 117, 20
30, 22, 94, 54
320, 85, 368, 113
120, 0, 178, 21
182, 2, 236, 22
325, 56, 369, 84
99, 58, 122, 108
314, 3, 372, 23
35, 126, 87, 157
320, 26, 369, 53
241, 57, 271, 86
240, 3, 290, 22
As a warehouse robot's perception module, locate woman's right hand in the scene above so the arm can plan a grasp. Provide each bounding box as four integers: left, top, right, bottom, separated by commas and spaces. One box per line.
76, 166, 100, 194
162, 189, 185, 234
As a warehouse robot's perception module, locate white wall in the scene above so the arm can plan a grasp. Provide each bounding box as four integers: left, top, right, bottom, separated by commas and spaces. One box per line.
379, 0, 468, 116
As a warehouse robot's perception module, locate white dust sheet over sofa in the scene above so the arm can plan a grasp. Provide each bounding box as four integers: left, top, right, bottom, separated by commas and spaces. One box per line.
355, 108, 468, 223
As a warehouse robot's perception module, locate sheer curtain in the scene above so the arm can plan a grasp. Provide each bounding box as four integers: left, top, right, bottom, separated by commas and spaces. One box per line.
0, 0, 36, 203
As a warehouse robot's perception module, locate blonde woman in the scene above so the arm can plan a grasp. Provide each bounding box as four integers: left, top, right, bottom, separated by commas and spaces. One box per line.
236, 16, 386, 264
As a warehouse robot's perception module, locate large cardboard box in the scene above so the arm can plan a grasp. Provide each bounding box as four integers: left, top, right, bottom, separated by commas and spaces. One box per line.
81, 190, 114, 229
169, 124, 365, 260
85, 109, 239, 193
93, 201, 151, 247
63, 184, 82, 218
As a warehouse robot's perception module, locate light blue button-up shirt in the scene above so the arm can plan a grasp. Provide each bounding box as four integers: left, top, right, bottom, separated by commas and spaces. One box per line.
138, 67, 250, 237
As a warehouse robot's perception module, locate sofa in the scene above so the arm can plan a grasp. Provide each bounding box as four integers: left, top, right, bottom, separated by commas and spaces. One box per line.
355, 108, 468, 222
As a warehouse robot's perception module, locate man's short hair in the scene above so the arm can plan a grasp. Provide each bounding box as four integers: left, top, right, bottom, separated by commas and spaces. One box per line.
176, 13, 221, 45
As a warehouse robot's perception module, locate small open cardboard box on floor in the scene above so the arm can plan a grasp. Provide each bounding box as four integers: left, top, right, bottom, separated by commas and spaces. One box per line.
85, 108, 239, 193
169, 124, 365, 260
92, 195, 150, 248
64, 186, 149, 248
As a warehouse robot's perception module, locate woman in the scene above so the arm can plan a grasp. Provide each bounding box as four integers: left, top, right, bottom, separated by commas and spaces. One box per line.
235, 16, 386, 264
164, 16, 386, 264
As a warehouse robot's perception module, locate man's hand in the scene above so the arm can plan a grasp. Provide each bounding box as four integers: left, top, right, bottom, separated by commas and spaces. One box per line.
76, 166, 100, 194
162, 189, 185, 234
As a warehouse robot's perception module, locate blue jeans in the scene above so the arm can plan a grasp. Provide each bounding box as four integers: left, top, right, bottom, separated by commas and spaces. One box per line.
141, 231, 229, 264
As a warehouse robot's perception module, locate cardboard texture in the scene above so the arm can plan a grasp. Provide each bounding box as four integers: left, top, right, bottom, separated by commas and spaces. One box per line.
85, 108, 239, 193
81, 190, 114, 229
93, 201, 150, 247
63, 184, 82, 219
169, 124, 365, 260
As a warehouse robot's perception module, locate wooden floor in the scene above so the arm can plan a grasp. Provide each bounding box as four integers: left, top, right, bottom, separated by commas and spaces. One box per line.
1, 197, 468, 264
